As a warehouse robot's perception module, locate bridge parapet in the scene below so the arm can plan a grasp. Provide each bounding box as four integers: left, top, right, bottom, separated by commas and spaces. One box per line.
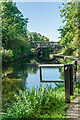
29, 41, 63, 48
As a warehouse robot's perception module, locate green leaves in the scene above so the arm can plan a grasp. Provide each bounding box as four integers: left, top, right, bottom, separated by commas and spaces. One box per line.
2, 2, 32, 62
1, 47, 13, 63
59, 2, 80, 57
2, 84, 69, 119
2, 1, 50, 63
2, 1, 28, 41
27, 31, 49, 42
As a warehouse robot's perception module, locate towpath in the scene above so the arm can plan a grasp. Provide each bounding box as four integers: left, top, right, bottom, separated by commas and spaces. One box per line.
65, 57, 80, 119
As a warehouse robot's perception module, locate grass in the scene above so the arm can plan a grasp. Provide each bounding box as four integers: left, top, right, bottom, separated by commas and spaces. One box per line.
2, 84, 67, 119
2, 58, 79, 119
2, 83, 79, 119
71, 87, 78, 100
77, 64, 80, 70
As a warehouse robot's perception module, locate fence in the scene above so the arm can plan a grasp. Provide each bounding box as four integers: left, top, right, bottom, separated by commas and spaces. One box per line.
39, 60, 77, 103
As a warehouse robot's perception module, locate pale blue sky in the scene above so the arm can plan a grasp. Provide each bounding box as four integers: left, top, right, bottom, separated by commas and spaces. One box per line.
13, 2, 64, 41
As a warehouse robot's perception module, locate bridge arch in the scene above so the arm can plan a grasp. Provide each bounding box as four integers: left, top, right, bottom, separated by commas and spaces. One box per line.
29, 41, 64, 58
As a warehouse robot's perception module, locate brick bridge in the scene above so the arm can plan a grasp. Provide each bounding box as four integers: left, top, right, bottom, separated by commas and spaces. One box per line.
29, 41, 64, 54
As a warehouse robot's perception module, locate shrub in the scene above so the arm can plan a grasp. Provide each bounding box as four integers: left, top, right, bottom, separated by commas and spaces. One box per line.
2, 47, 13, 63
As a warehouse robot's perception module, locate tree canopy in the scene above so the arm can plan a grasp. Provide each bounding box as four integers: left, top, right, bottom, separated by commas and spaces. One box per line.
1, 1, 49, 63
27, 31, 49, 42
59, 1, 80, 57
2, 1, 28, 48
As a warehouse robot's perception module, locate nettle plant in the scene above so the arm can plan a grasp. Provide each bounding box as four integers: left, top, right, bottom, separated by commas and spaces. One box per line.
3, 84, 69, 119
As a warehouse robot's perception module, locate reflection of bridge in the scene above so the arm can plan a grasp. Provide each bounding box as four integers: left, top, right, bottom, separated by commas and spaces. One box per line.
29, 41, 64, 54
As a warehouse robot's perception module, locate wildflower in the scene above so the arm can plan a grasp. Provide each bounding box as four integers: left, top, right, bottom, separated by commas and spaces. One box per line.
58, 112, 60, 114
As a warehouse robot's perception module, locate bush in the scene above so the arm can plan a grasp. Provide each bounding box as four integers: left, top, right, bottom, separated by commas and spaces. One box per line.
2, 47, 13, 63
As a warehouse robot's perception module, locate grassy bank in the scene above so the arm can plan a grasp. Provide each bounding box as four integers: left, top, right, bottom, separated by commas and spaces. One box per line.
2, 57, 79, 119
2, 83, 78, 119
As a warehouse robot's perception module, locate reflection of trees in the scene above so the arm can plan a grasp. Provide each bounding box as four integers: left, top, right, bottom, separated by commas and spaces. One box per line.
55, 83, 64, 87
2, 59, 38, 80
12, 62, 38, 79
2, 67, 13, 78
2, 58, 38, 112
58, 66, 64, 80
38, 48, 50, 60
2, 78, 25, 112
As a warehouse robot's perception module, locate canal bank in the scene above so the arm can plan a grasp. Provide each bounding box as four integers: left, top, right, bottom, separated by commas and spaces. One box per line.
2, 57, 80, 119
2, 57, 64, 112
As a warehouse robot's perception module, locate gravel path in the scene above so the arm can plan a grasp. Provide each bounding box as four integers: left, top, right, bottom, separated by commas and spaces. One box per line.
66, 95, 80, 119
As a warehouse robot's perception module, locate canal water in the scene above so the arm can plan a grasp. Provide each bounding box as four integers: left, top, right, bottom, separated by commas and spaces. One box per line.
2, 58, 64, 111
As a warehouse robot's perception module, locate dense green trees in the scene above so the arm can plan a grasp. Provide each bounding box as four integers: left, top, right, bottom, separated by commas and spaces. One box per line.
2, 2, 28, 48
1, 1, 49, 63
27, 31, 49, 42
2, 1, 30, 62
78, 2, 80, 57
59, 2, 80, 57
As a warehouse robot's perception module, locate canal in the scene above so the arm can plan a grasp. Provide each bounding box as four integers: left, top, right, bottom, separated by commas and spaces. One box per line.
2, 58, 64, 112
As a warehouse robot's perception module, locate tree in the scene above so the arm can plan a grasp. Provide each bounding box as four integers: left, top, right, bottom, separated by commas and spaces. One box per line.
2, 1, 28, 48
1, 1, 32, 62
59, 2, 79, 56
78, 2, 80, 57
27, 31, 49, 42
1, 1, 50, 63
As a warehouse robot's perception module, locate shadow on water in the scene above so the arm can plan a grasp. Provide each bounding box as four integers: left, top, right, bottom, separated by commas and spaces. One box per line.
2, 58, 38, 112
2, 57, 64, 112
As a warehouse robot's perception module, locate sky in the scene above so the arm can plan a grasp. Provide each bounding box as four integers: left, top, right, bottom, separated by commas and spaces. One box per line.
13, 1, 64, 41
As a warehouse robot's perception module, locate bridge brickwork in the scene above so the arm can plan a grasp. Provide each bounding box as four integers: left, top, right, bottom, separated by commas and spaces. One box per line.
29, 41, 63, 48
29, 41, 64, 54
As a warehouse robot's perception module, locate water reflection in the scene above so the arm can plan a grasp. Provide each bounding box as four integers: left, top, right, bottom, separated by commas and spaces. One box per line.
2, 59, 38, 111
2, 58, 64, 111
26, 67, 63, 89
42, 67, 61, 80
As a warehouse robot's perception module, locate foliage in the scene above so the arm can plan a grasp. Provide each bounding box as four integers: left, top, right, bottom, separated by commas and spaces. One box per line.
59, 58, 75, 80
77, 82, 80, 88
2, 1, 28, 49
1, 1, 50, 63
59, 58, 80, 71
1, 1, 32, 62
2, 58, 38, 80
2, 83, 79, 119
77, 64, 80, 70
2, 58, 79, 119
27, 31, 49, 42
2, 66, 13, 78
71, 87, 78, 100
60, 58, 74, 64
59, 2, 80, 57
3, 85, 69, 119
1, 47, 13, 63
2, 59, 39, 111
